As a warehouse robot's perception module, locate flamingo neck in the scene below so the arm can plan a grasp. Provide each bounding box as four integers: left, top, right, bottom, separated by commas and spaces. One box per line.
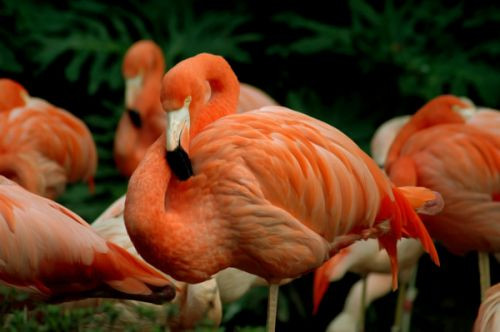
386, 98, 466, 168
188, 54, 240, 137
138, 60, 164, 116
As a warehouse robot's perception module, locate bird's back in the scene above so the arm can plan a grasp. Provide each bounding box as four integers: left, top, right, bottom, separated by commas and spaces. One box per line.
175, 107, 437, 281
0, 99, 97, 194
390, 124, 500, 253
191, 107, 393, 241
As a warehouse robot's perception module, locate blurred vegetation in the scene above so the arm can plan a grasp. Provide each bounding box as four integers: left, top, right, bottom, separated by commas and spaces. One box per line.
0, 0, 499, 330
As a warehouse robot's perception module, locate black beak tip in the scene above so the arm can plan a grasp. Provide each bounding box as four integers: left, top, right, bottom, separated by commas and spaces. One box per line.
127, 109, 142, 128
166, 147, 193, 181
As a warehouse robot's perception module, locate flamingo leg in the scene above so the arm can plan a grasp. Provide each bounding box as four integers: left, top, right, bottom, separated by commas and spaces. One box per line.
478, 251, 491, 301
392, 279, 406, 332
267, 284, 279, 332
401, 264, 419, 332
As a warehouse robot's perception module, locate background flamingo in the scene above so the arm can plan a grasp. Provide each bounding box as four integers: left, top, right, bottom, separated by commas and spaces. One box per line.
114, 40, 278, 177
124, 53, 441, 331
0, 176, 174, 306
385, 95, 500, 300
0, 79, 97, 199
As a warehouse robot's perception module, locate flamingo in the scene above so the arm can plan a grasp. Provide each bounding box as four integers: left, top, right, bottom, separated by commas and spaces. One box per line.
124, 53, 441, 331
0, 79, 97, 199
0, 176, 174, 307
385, 95, 500, 300
473, 283, 500, 332
115, 40, 278, 177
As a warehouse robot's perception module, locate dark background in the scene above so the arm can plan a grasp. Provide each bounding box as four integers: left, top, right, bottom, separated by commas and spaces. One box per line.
0, 0, 499, 330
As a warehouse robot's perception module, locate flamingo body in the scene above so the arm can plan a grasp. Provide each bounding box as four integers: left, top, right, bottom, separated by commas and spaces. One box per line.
124, 54, 440, 288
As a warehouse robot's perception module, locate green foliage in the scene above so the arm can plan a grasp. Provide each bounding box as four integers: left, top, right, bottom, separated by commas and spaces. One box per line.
271, 0, 500, 106
2, 0, 258, 94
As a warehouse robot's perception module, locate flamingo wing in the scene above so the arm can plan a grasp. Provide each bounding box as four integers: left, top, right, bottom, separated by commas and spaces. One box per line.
0, 176, 172, 299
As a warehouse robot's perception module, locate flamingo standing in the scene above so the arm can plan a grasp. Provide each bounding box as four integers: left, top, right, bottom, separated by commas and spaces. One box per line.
0, 79, 97, 199
385, 95, 500, 300
0, 176, 174, 306
473, 283, 500, 332
124, 53, 441, 331
115, 40, 278, 177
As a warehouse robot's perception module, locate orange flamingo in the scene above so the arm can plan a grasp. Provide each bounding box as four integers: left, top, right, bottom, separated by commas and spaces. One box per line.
0, 79, 97, 198
115, 40, 278, 177
123, 53, 441, 330
0, 176, 174, 306
385, 95, 500, 299
473, 283, 500, 332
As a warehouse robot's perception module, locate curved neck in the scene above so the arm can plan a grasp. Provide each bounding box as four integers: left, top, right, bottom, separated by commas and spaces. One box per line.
138, 56, 165, 115
124, 136, 231, 283
386, 98, 466, 168
188, 54, 240, 137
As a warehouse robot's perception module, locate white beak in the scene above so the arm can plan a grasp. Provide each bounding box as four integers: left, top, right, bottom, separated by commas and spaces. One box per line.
125, 75, 143, 108
166, 96, 191, 152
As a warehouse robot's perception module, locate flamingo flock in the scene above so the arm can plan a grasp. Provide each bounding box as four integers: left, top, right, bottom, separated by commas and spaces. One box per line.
0, 39, 498, 332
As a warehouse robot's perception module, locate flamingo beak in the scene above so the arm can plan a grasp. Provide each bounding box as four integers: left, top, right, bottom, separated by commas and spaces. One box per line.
166, 96, 191, 152
125, 75, 143, 109
453, 97, 476, 120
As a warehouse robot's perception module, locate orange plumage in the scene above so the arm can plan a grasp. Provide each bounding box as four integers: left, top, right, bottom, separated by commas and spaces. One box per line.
386, 95, 500, 254
0, 79, 97, 198
124, 54, 439, 290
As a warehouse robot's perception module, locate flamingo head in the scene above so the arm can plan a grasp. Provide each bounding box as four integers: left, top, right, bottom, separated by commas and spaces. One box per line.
0, 79, 29, 112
